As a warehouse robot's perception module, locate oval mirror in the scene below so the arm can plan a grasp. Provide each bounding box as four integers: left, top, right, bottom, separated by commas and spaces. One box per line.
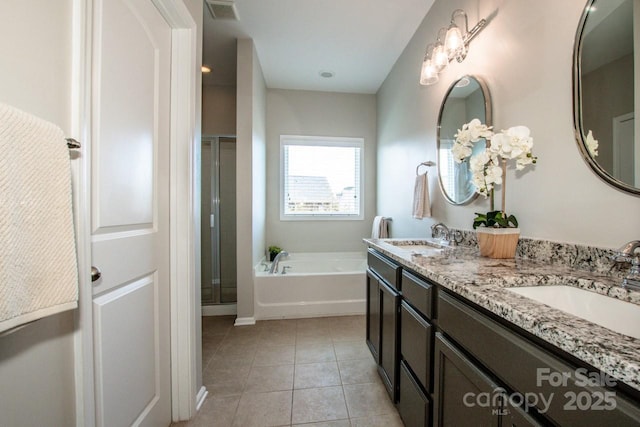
437, 75, 492, 204
574, 0, 639, 195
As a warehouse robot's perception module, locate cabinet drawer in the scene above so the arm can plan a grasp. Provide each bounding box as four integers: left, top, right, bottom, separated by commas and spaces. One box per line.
401, 270, 433, 319
401, 301, 432, 393
367, 249, 401, 289
438, 291, 640, 427
398, 361, 430, 427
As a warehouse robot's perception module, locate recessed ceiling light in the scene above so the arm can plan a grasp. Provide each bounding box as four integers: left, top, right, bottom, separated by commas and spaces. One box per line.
202, 65, 212, 73
455, 76, 470, 88
319, 71, 335, 78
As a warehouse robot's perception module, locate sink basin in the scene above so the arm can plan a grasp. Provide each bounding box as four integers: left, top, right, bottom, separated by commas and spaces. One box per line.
507, 285, 640, 339
384, 240, 447, 252
396, 244, 444, 251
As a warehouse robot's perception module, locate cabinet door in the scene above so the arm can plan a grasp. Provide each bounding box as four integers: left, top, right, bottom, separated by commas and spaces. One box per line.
379, 278, 400, 402
434, 333, 501, 427
398, 361, 430, 427
504, 402, 544, 427
365, 269, 380, 362
401, 301, 432, 393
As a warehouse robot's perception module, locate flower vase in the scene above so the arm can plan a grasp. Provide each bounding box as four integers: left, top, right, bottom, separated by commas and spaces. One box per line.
476, 228, 520, 259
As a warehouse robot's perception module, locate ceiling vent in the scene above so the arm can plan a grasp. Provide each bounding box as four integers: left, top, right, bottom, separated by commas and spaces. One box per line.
206, 0, 239, 20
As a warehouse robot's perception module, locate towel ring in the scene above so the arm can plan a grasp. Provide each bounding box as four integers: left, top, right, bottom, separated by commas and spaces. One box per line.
416, 161, 435, 176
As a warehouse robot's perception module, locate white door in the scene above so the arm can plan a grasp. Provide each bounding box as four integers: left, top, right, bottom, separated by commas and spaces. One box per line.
91, 0, 171, 425
613, 112, 635, 185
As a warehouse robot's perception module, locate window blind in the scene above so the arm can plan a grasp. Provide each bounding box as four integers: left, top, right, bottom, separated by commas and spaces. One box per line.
281, 136, 363, 219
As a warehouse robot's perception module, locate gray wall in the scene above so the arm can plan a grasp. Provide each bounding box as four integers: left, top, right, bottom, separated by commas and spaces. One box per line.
582, 53, 634, 173
203, 85, 237, 136
265, 89, 377, 253
0, 1, 76, 425
377, 0, 640, 248
236, 39, 267, 321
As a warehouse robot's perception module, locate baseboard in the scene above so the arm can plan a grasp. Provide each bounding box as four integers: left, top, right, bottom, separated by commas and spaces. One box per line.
234, 317, 256, 326
202, 304, 237, 316
195, 386, 208, 411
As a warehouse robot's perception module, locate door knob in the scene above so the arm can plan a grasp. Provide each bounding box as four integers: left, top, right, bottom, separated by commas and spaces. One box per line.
91, 266, 102, 282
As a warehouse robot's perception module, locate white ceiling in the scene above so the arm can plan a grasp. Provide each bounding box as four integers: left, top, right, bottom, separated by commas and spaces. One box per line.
582, 0, 633, 73
202, 0, 435, 94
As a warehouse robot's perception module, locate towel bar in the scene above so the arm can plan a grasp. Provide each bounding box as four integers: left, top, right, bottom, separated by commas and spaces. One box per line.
66, 138, 81, 149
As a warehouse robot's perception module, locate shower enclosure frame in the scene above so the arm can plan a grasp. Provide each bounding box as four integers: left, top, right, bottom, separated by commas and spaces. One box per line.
201, 135, 236, 306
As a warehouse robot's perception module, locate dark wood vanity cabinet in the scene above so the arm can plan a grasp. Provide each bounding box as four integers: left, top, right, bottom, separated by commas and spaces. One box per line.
366, 249, 401, 402
397, 271, 435, 427
366, 250, 435, 425
365, 270, 380, 362
437, 290, 640, 427
365, 247, 640, 427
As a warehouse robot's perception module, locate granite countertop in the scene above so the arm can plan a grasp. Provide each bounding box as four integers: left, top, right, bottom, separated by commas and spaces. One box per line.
364, 237, 640, 393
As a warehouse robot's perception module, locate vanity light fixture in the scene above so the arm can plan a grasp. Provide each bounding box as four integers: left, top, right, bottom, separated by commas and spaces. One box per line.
419, 44, 439, 85
432, 29, 449, 72
419, 9, 488, 85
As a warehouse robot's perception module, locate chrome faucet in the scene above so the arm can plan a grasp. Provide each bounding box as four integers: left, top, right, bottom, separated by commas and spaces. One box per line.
612, 241, 640, 291
431, 222, 462, 246
269, 251, 289, 274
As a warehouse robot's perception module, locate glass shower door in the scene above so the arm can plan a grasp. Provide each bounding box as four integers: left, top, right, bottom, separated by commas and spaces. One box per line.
201, 136, 236, 304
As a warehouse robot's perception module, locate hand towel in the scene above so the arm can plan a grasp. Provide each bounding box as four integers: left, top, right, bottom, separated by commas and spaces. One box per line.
371, 216, 390, 239
412, 172, 431, 219
0, 103, 78, 334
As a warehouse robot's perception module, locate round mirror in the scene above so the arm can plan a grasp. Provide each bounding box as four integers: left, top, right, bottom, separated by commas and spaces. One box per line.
437, 75, 492, 204
574, 0, 639, 195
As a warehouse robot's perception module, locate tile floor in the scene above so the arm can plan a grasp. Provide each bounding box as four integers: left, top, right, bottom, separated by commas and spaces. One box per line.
172, 315, 404, 427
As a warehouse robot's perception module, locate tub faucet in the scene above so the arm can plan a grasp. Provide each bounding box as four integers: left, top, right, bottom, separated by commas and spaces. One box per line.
269, 251, 289, 274
612, 240, 640, 291
431, 222, 462, 246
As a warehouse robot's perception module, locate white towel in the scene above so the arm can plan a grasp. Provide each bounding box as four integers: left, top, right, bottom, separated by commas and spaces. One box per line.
0, 103, 78, 334
371, 216, 390, 239
412, 172, 431, 219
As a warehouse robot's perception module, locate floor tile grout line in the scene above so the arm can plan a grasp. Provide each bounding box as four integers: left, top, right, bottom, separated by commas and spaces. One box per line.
201, 318, 234, 373
290, 318, 299, 427
197, 316, 375, 427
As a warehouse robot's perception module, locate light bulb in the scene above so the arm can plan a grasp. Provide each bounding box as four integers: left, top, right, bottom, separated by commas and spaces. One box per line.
420, 59, 439, 85
445, 24, 466, 60
432, 43, 448, 72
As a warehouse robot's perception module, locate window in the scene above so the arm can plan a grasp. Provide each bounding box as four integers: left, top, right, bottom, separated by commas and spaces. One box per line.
280, 135, 364, 220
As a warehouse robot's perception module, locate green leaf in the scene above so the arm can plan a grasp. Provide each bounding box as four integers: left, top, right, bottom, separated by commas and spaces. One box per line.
473, 213, 488, 229
472, 211, 519, 229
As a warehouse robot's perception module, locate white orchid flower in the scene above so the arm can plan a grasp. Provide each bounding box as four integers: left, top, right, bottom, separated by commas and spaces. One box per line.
585, 130, 599, 157
450, 120, 537, 206
452, 142, 472, 163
